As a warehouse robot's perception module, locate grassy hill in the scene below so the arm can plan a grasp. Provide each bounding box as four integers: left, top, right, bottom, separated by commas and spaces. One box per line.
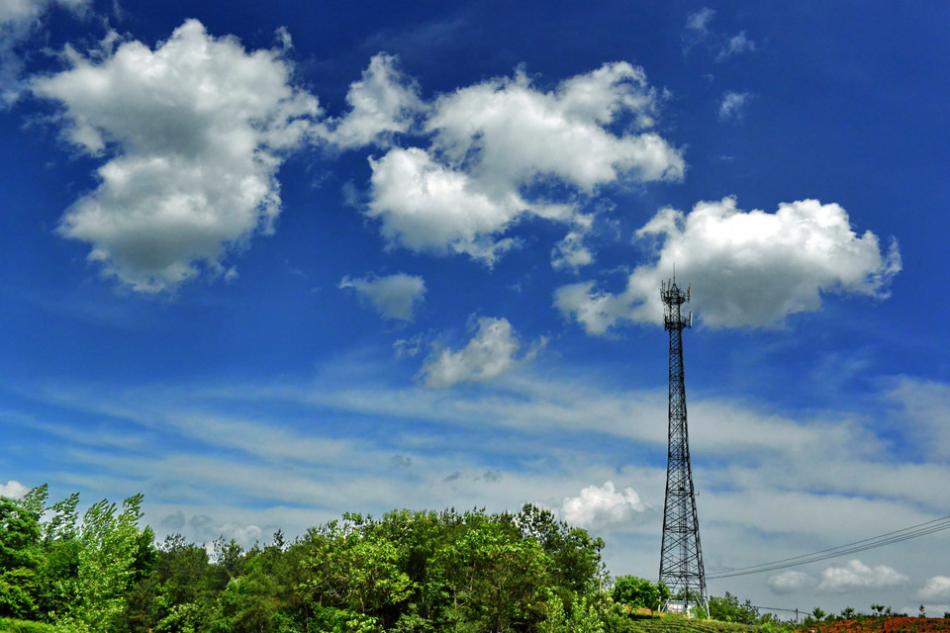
627, 618, 762, 633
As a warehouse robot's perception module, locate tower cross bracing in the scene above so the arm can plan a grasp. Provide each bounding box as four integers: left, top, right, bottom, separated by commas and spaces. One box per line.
658, 279, 707, 612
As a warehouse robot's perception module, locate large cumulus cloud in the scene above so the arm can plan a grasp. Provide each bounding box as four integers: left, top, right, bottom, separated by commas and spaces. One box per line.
32, 20, 322, 292
556, 197, 901, 332
368, 62, 684, 265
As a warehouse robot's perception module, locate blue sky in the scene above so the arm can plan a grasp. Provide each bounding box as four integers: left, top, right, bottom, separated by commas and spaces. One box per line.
2, 0, 949, 615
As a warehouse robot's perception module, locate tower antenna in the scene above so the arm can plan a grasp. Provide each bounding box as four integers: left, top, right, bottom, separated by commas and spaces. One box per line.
658, 278, 707, 616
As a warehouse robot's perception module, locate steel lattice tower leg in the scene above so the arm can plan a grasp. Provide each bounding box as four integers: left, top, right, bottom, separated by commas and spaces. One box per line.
658, 279, 707, 614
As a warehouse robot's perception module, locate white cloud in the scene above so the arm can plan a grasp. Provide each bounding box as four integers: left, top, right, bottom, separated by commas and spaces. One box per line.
367, 147, 525, 262
817, 560, 909, 592
368, 62, 683, 264
164, 512, 264, 550
685, 8, 715, 34
208, 522, 264, 549
717, 31, 756, 61
683, 11, 756, 62
421, 317, 542, 388
887, 378, 950, 460
393, 334, 425, 358
16, 366, 950, 614
556, 197, 900, 332
324, 52, 424, 149
719, 91, 753, 121
274, 26, 293, 51
551, 214, 595, 271
339, 272, 426, 321
554, 281, 624, 336
0, 0, 88, 105
767, 570, 814, 594
561, 481, 647, 529
919, 576, 950, 601
0, 479, 29, 499
426, 62, 682, 192
0, 0, 86, 23
32, 19, 321, 292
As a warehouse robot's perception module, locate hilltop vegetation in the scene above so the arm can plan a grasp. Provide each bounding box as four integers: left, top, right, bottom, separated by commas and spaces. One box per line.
5, 486, 615, 632
2, 487, 945, 633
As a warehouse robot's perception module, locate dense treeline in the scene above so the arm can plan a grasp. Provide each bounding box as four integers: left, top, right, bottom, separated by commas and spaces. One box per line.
2, 486, 678, 632
7, 486, 857, 632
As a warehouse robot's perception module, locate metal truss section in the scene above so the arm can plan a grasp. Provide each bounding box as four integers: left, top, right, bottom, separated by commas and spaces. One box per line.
658, 279, 707, 613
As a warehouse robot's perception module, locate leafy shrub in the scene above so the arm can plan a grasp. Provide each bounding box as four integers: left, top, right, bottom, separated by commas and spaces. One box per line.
611, 576, 670, 611
0, 617, 58, 633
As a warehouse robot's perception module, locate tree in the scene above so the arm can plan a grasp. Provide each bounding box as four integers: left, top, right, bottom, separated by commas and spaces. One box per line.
35, 492, 81, 620
708, 592, 758, 624
0, 493, 620, 633
610, 576, 667, 611
841, 607, 856, 619
514, 504, 606, 598
811, 607, 827, 622
539, 593, 605, 633
61, 494, 148, 633
0, 486, 45, 619
431, 515, 551, 631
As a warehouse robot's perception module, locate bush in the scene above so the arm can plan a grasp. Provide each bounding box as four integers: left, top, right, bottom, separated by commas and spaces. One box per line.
0, 618, 58, 633
708, 593, 759, 625
611, 576, 670, 611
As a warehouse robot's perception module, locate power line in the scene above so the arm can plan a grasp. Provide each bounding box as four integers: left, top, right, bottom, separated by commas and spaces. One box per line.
708, 515, 950, 580
710, 518, 950, 579
740, 515, 950, 569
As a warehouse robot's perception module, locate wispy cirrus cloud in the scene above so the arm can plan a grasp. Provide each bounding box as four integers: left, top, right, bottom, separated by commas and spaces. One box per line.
8, 367, 950, 606
683, 8, 757, 62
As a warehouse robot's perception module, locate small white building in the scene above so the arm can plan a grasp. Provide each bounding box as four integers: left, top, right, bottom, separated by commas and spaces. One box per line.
664, 600, 702, 618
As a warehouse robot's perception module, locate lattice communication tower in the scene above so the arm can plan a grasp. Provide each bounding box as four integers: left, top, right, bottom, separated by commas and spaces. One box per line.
658, 279, 707, 613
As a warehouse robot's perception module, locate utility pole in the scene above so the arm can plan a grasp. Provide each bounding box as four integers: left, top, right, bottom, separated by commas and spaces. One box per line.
658, 278, 707, 615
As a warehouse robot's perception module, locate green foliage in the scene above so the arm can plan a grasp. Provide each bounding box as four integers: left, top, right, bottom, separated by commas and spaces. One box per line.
708, 593, 759, 625
0, 491, 44, 619
611, 576, 669, 611
3, 489, 783, 633
308, 606, 382, 633
0, 618, 57, 633
539, 593, 606, 633
63, 493, 145, 633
